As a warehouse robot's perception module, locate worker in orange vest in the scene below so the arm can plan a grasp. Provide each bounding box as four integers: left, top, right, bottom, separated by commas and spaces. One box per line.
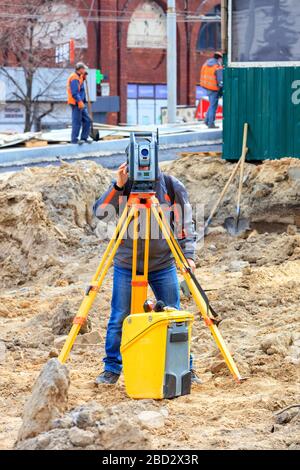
67, 62, 92, 144
200, 52, 223, 129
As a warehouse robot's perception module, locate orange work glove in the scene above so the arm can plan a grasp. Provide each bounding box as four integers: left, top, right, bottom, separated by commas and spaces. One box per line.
78, 101, 85, 110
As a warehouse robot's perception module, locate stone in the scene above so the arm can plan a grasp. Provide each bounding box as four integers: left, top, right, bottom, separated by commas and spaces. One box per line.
209, 360, 227, 374
274, 411, 295, 425
51, 301, 91, 336
0, 340, 6, 364
48, 348, 59, 358
208, 244, 217, 252
71, 403, 105, 429
206, 226, 227, 236
159, 407, 169, 418
52, 415, 73, 429
76, 331, 102, 345
53, 335, 68, 349
252, 183, 272, 199
288, 166, 300, 181
228, 260, 250, 272
287, 225, 298, 236
261, 333, 292, 356
138, 411, 165, 429
68, 427, 95, 447
35, 434, 51, 449
247, 230, 259, 240
15, 429, 70, 451
17, 359, 70, 442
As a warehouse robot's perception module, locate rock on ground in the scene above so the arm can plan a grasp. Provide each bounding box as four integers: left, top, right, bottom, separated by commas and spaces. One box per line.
16, 401, 152, 450
17, 359, 69, 442
68, 427, 95, 447
51, 300, 91, 336
138, 411, 165, 429
260, 333, 293, 356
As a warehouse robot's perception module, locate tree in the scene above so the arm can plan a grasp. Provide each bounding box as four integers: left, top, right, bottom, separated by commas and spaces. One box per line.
0, 0, 84, 132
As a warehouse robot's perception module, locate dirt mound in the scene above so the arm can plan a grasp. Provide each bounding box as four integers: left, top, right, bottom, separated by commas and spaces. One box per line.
167, 157, 300, 229
0, 162, 110, 287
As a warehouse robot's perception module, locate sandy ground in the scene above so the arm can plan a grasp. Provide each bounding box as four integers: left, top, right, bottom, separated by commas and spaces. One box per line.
0, 157, 299, 450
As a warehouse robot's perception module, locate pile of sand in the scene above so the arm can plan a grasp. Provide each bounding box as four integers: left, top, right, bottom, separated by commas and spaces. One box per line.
167, 156, 300, 228
0, 162, 110, 287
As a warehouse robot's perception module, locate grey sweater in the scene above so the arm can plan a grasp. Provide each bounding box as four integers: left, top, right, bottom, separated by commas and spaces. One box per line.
93, 173, 197, 273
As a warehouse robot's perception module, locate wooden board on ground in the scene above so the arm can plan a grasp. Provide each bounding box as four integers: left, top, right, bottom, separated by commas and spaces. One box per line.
179, 151, 222, 158
101, 134, 128, 141
25, 139, 48, 148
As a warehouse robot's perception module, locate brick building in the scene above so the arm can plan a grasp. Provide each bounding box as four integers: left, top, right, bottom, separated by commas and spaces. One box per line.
0, 0, 221, 130
82, 0, 221, 124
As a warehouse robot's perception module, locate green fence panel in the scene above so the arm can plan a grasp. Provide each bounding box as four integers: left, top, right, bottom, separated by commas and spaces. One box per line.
223, 67, 300, 161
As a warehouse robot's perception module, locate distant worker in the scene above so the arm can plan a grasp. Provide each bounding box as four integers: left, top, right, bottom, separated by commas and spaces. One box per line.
200, 52, 223, 129
67, 62, 92, 144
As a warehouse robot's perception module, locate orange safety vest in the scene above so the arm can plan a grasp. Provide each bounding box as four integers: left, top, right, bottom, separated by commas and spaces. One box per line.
67, 72, 84, 105
200, 62, 222, 92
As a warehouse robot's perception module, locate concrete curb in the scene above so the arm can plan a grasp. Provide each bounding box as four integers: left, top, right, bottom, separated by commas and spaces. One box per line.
0, 129, 222, 168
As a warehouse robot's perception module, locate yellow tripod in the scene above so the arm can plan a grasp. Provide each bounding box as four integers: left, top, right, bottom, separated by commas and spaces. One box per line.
58, 192, 243, 382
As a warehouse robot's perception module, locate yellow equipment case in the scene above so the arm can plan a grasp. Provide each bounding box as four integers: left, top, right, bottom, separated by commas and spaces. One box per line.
121, 309, 194, 399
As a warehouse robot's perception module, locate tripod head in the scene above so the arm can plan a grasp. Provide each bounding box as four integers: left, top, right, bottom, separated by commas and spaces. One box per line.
126, 130, 159, 192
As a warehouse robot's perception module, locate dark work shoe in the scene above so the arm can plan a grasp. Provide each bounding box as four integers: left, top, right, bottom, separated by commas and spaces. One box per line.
191, 369, 202, 385
95, 371, 120, 385
208, 124, 219, 129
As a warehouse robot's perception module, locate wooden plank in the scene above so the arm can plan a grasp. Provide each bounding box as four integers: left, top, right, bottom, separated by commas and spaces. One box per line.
101, 134, 127, 141
25, 139, 48, 148
179, 151, 222, 158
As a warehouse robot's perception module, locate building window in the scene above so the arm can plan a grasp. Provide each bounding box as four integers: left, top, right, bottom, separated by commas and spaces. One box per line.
197, 5, 221, 51
55, 43, 70, 64
127, 84, 168, 125
127, 1, 167, 49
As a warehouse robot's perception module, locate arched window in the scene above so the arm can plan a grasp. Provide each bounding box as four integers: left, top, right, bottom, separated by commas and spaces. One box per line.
127, 1, 167, 49
33, 3, 88, 48
197, 5, 221, 51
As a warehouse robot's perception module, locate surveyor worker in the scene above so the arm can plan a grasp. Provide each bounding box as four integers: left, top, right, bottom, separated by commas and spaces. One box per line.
67, 62, 92, 144
93, 163, 201, 385
200, 51, 223, 129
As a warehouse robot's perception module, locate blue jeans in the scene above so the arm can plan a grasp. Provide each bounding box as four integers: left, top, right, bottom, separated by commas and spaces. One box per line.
104, 264, 193, 374
70, 105, 91, 143
205, 90, 219, 126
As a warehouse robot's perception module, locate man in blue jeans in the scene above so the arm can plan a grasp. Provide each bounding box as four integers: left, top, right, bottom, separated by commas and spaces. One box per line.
200, 52, 223, 129
67, 62, 92, 144
93, 162, 201, 385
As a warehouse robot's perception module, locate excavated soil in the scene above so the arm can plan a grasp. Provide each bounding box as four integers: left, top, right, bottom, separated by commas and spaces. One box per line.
0, 158, 299, 450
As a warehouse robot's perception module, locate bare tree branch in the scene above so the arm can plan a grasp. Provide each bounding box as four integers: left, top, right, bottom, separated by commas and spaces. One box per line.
0, 0, 83, 131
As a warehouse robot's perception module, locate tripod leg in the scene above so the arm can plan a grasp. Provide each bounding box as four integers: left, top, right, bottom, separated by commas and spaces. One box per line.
151, 204, 243, 382
58, 206, 135, 364
131, 206, 151, 314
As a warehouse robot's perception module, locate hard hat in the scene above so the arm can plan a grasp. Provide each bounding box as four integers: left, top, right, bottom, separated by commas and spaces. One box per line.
75, 62, 88, 71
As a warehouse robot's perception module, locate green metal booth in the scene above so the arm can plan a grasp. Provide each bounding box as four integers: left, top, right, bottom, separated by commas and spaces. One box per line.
223, 0, 300, 161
